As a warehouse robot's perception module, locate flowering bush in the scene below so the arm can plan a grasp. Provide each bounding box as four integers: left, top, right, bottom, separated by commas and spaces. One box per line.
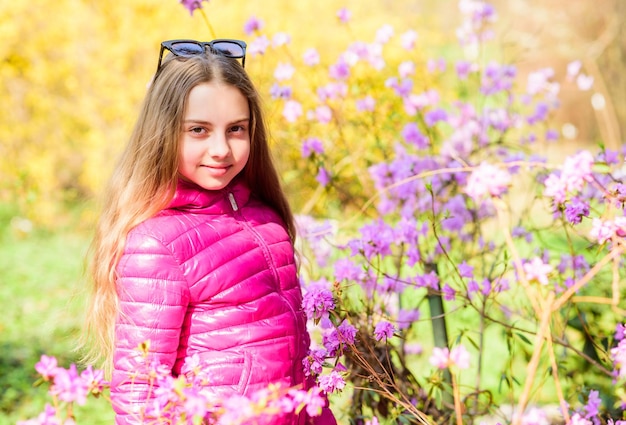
235, 0, 626, 424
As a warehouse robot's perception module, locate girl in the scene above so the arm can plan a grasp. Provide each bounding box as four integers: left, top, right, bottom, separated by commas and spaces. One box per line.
83, 39, 336, 424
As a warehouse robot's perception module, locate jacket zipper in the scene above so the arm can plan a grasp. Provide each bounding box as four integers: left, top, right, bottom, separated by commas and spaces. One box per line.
227, 190, 305, 381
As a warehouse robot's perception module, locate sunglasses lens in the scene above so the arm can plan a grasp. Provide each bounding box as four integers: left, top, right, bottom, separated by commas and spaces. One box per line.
211, 42, 245, 58
170, 42, 205, 56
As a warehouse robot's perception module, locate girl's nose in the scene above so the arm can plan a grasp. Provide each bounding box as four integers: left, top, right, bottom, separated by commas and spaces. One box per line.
208, 133, 230, 158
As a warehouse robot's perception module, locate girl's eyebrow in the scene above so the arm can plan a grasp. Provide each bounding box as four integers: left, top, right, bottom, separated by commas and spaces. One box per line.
183, 117, 250, 125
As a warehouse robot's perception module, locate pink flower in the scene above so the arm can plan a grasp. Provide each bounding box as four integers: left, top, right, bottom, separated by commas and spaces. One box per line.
375, 24, 394, 44
398, 61, 415, 78
576, 74, 594, 91
611, 339, 626, 379
336, 7, 351, 23
248, 35, 270, 56
465, 162, 511, 202
272, 32, 291, 47
50, 364, 90, 405
520, 407, 550, 425
274, 63, 295, 81
567, 60, 582, 80
568, 413, 592, 425
590, 218, 615, 244
430, 345, 470, 370
401, 30, 418, 50
282, 100, 303, 123
523, 257, 553, 285
374, 321, 395, 341
315, 105, 333, 124
243, 16, 264, 35
449, 345, 471, 369
429, 347, 450, 369
80, 365, 107, 395
35, 355, 59, 381
356, 96, 376, 112
303, 48, 320, 66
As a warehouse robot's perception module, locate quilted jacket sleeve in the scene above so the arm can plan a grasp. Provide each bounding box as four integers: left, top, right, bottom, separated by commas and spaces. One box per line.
110, 231, 190, 425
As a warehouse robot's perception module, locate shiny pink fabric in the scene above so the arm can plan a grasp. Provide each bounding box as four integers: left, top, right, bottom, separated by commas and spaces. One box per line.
110, 178, 335, 424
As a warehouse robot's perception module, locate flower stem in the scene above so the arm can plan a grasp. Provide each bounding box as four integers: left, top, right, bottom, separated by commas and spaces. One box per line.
198, 7, 217, 39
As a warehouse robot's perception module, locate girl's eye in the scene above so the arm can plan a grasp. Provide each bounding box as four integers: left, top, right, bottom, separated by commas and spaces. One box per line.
189, 126, 207, 135
230, 125, 245, 133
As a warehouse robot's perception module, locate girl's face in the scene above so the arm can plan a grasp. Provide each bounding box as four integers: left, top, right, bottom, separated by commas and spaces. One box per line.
178, 81, 251, 191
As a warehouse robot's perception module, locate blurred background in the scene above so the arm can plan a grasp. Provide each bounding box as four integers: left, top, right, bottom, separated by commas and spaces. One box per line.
0, 0, 624, 423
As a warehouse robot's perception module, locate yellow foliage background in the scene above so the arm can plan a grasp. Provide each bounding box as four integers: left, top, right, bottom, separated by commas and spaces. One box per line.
1, 0, 624, 228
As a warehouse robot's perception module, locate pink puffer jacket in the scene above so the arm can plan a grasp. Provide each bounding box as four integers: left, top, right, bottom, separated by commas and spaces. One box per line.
110, 178, 336, 424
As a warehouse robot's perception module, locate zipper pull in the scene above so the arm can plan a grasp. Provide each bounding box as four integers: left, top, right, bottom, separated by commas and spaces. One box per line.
228, 192, 239, 211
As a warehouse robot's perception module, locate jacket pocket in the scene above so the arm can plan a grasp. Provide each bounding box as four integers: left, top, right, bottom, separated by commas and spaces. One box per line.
237, 351, 253, 395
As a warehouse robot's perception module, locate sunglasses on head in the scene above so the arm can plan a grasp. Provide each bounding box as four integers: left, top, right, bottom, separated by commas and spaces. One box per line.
156, 39, 247, 72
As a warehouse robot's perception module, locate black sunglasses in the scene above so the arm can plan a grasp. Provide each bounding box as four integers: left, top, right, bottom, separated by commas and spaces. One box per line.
157, 39, 247, 72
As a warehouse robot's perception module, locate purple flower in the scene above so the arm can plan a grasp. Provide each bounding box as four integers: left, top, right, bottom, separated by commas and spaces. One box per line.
401, 122, 429, 148
397, 309, 420, 330
455, 60, 475, 79
316, 167, 331, 187
302, 285, 335, 321
301, 137, 325, 158
303, 348, 327, 377
584, 390, 601, 419
616, 323, 626, 341
374, 321, 395, 341
329, 57, 350, 80
243, 16, 264, 35
545, 128, 559, 141
442, 284, 456, 301
564, 198, 590, 225
179, 0, 207, 15
458, 261, 474, 278
424, 108, 448, 127
269, 83, 292, 100
318, 371, 346, 393
337, 320, 357, 345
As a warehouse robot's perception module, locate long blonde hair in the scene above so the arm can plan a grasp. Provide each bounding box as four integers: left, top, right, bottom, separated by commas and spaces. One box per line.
82, 51, 296, 373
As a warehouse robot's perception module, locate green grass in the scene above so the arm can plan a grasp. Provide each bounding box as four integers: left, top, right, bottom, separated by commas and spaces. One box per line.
0, 209, 113, 424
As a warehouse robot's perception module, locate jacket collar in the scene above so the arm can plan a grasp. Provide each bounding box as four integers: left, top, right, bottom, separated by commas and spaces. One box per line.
166, 177, 251, 214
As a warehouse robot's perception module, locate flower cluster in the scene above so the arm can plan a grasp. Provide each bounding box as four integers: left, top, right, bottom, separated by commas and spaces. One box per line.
20, 352, 324, 424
